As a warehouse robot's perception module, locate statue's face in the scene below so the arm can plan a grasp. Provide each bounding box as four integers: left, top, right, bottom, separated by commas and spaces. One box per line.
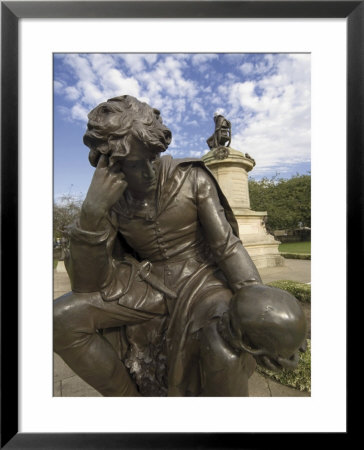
122, 138, 159, 196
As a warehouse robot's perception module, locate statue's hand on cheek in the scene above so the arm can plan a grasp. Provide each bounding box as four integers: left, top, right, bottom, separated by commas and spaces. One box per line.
80, 155, 128, 231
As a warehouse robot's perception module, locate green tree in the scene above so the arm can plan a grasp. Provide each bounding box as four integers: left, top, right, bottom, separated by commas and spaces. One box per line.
249, 174, 311, 231
53, 194, 83, 240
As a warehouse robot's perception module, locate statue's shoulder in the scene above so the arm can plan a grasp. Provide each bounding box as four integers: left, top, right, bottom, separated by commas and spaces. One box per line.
158, 154, 215, 192
160, 155, 207, 172
160, 155, 222, 187
159, 156, 239, 237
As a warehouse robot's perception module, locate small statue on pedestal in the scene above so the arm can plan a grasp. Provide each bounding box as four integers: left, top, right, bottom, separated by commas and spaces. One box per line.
206, 113, 231, 150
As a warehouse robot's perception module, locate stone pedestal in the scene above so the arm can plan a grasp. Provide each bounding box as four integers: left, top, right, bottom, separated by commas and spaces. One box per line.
202, 146, 284, 269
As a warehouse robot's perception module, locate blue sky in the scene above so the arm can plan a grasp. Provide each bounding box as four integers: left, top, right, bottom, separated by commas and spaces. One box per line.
54, 53, 310, 201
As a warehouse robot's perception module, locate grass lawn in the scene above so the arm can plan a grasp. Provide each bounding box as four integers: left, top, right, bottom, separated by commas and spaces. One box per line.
279, 241, 311, 254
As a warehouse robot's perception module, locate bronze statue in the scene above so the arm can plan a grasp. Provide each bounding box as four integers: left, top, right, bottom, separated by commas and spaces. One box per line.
206, 113, 231, 149
54, 95, 306, 397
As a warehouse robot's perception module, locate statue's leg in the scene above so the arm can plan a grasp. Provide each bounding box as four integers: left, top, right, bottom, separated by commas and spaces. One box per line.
199, 318, 256, 396
54, 291, 157, 396
197, 289, 256, 397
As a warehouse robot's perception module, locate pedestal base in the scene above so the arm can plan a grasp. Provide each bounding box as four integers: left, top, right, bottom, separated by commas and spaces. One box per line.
202, 147, 284, 269
233, 209, 285, 269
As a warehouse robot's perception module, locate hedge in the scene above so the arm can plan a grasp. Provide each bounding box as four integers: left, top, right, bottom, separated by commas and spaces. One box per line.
257, 339, 311, 393
267, 280, 311, 303
281, 253, 311, 260
258, 280, 311, 392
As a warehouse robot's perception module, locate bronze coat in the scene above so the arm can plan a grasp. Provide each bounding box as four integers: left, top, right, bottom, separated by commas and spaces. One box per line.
66, 156, 259, 395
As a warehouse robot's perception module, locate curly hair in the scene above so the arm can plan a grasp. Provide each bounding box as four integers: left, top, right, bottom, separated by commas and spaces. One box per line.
83, 95, 172, 167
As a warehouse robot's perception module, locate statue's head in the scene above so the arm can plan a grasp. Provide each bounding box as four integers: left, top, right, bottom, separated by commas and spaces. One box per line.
228, 284, 307, 370
83, 95, 172, 168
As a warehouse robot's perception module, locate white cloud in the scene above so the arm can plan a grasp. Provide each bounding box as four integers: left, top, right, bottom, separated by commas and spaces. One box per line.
56, 53, 204, 130
71, 103, 89, 122
77, 80, 105, 107
88, 54, 115, 74
119, 54, 146, 73
191, 54, 218, 72
191, 101, 206, 120
239, 54, 275, 77
189, 150, 205, 158
54, 53, 310, 177
143, 54, 158, 65
215, 108, 225, 116
64, 54, 96, 83
100, 68, 141, 97
64, 86, 80, 101
54, 80, 64, 95
118, 54, 158, 73
220, 54, 311, 174
56, 54, 143, 119
140, 56, 198, 100
185, 119, 199, 127
56, 105, 70, 118
191, 54, 218, 65
240, 62, 254, 75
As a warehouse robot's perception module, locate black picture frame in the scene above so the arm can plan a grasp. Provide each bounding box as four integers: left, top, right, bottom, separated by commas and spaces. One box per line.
1, 1, 359, 448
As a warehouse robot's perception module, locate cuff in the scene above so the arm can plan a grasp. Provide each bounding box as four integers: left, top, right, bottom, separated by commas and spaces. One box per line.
69, 221, 110, 245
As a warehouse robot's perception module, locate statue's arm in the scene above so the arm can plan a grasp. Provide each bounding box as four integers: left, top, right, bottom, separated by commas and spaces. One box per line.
196, 167, 262, 292
65, 155, 127, 293
65, 216, 117, 293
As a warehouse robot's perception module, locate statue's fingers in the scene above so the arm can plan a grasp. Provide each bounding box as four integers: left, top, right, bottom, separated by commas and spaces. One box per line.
260, 356, 280, 371
277, 352, 299, 369
116, 179, 128, 193
97, 154, 109, 169
109, 160, 125, 175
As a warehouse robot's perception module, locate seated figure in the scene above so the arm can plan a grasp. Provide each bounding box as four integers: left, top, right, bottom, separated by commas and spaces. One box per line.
54, 95, 306, 397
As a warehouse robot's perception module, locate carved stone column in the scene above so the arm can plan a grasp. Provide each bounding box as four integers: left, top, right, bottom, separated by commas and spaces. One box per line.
202, 146, 284, 269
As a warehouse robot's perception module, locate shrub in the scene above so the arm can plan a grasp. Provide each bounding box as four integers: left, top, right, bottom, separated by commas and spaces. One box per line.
257, 339, 311, 393
249, 174, 311, 231
282, 253, 311, 260
267, 280, 311, 303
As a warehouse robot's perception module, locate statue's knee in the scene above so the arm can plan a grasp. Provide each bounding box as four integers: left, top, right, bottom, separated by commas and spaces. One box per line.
54, 292, 73, 350
53, 291, 93, 351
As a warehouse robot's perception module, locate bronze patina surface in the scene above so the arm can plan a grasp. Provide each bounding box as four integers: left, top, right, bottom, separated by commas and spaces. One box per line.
54, 95, 306, 397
